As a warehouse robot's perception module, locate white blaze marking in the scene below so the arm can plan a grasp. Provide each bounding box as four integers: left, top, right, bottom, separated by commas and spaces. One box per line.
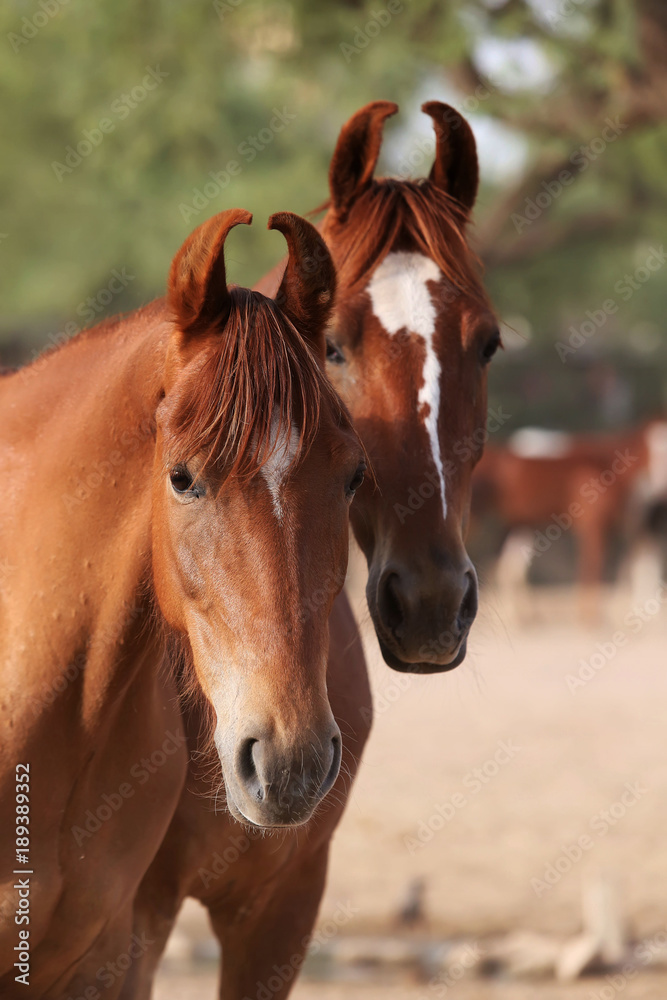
367, 251, 447, 519
260, 416, 300, 521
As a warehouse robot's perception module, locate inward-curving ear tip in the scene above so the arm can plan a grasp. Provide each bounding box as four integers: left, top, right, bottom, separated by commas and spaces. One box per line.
328, 101, 400, 217
219, 207, 253, 229
269, 212, 336, 357
168, 208, 254, 339
366, 99, 399, 117
192, 207, 253, 240
267, 212, 334, 282
266, 211, 298, 234
421, 99, 448, 118
267, 212, 332, 276
420, 100, 478, 213
420, 100, 470, 141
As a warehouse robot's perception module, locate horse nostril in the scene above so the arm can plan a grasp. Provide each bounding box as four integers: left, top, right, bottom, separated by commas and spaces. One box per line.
320, 733, 342, 797
378, 571, 406, 638
233, 727, 341, 823
458, 571, 478, 631
235, 738, 264, 801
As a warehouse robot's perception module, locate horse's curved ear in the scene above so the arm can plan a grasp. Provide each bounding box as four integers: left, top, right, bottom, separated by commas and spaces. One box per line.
329, 101, 398, 218
168, 208, 252, 338
268, 212, 336, 359
422, 101, 478, 213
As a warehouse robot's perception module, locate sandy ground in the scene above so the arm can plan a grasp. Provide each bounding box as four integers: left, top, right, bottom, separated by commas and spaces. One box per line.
155, 565, 667, 998
155, 973, 667, 1000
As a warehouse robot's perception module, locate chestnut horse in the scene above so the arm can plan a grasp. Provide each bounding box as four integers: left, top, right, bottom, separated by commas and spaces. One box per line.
472, 425, 655, 617
123, 101, 499, 999
0, 209, 364, 997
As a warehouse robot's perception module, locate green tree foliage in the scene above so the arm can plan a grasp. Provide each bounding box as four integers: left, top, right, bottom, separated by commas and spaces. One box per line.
1, 0, 665, 390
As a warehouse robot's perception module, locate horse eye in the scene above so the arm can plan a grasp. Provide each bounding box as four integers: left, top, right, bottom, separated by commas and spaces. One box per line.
346, 462, 366, 499
326, 338, 346, 365
481, 331, 501, 364
169, 466, 194, 494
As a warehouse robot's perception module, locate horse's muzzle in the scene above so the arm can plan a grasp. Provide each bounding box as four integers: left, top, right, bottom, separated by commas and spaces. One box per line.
224, 722, 342, 828
369, 556, 478, 673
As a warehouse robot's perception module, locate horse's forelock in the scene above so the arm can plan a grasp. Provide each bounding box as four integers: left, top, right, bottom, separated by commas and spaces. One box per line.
322, 179, 489, 305
168, 287, 340, 481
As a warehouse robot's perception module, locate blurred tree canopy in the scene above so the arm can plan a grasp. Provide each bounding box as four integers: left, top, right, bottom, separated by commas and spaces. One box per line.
1, 0, 666, 416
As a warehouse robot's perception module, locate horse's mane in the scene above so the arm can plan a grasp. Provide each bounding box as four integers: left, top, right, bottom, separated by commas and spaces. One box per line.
169, 285, 346, 480
321, 178, 490, 303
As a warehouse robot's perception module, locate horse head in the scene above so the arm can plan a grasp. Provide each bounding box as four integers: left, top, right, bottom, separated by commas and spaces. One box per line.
321, 101, 500, 673
152, 209, 365, 826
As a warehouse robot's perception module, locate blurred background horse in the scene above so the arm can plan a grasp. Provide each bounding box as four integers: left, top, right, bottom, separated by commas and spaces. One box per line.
470, 420, 667, 623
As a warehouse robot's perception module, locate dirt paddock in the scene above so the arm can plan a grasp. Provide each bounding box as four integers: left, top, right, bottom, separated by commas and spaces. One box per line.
155, 974, 667, 999
155, 574, 667, 998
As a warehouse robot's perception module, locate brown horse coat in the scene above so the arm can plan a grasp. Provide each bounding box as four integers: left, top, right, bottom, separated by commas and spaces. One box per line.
0, 210, 361, 997
123, 101, 499, 1000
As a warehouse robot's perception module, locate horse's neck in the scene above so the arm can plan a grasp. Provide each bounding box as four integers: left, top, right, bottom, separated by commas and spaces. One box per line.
0, 302, 170, 735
